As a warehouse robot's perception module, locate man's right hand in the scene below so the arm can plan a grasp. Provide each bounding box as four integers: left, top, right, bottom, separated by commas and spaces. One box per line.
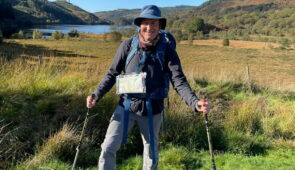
86, 94, 97, 108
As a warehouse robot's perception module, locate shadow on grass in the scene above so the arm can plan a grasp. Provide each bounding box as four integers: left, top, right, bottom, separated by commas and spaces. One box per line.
194, 78, 265, 100
0, 41, 97, 62
0, 87, 118, 169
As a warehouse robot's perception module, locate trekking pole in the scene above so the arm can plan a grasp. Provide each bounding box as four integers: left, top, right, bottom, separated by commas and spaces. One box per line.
72, 97, 93, 170
199, 97, 217, 170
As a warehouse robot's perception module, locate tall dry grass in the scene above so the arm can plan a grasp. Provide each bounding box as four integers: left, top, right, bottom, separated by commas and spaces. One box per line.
1, 37, 295, 169
21, 124, 78, 168
177, 43, 295, 92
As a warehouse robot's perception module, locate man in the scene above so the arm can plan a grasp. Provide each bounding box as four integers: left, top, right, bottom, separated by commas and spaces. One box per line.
87, 5, 209, 170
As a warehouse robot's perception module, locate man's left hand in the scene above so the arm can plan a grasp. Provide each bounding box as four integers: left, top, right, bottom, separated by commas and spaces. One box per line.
196, 99, 210, 114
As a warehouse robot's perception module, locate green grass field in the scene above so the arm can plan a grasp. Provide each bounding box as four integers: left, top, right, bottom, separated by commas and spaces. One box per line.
0, 37, 294, 169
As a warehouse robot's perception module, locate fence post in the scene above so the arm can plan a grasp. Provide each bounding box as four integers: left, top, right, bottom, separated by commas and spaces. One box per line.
246, 65, 252, 93
38, 55, 43, 65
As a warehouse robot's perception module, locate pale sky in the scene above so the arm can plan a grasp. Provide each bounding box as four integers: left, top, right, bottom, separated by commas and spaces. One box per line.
49, 0, 209, 13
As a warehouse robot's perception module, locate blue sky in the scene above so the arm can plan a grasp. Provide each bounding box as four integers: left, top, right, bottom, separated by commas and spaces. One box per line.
50, 0, 209, 13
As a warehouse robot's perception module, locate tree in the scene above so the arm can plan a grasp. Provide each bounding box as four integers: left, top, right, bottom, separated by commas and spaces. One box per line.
51, 31, 63, 40
33, 30, 42, 39
68, 29, 79, 38
18, 30, 24, 39
186, 17, 205, 34
171, 29, 183, 42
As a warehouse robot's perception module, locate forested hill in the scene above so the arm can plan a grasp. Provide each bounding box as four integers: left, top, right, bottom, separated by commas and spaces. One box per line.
190, 0, 294, 15
94, 6, 195, 26
95, 0, 295, 37
0, 0, 111, 37
179, 0, 295, 37
11, 0, 111, 25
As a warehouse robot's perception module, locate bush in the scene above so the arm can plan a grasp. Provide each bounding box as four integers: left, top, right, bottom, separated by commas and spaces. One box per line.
160, 111, 204, 148
223, 38, 230, 46
103, 31, 122, 42
51, 30, 64, 40
68, 29, 79, 38
18, 30, 24, 39
11, 30, 25, 39
32, 30, 42, 39
225, 97, 266, 134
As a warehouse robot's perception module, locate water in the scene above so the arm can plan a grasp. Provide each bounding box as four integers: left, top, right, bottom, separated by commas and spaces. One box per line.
28, 24, 113, 34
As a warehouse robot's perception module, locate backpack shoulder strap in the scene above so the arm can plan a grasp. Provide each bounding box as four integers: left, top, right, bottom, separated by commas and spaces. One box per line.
160, 30, 176, 50
154, 32, 169, 70
125, 35, 139, 68
156, 30, 177, 69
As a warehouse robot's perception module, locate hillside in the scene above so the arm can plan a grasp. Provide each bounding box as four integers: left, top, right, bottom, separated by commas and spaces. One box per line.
95, 0, 295, 38
185, 0, 295, 37
11, 0, 110, 25
192, 0, 294, 15
0, 0, 111, 37
95, 0, 293, 23
94, 6, 195, 25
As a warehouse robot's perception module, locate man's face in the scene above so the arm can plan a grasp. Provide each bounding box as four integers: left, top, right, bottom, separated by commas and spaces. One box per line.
140, 19, 160, 42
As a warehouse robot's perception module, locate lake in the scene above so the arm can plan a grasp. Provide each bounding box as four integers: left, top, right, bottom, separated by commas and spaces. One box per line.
27, 24, 126, 35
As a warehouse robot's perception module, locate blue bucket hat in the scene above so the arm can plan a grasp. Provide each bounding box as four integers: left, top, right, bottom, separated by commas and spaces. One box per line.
134, 5, 166, 29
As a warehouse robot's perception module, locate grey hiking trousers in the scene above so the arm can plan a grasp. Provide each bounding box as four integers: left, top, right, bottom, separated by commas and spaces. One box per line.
98, 105, 162, 170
